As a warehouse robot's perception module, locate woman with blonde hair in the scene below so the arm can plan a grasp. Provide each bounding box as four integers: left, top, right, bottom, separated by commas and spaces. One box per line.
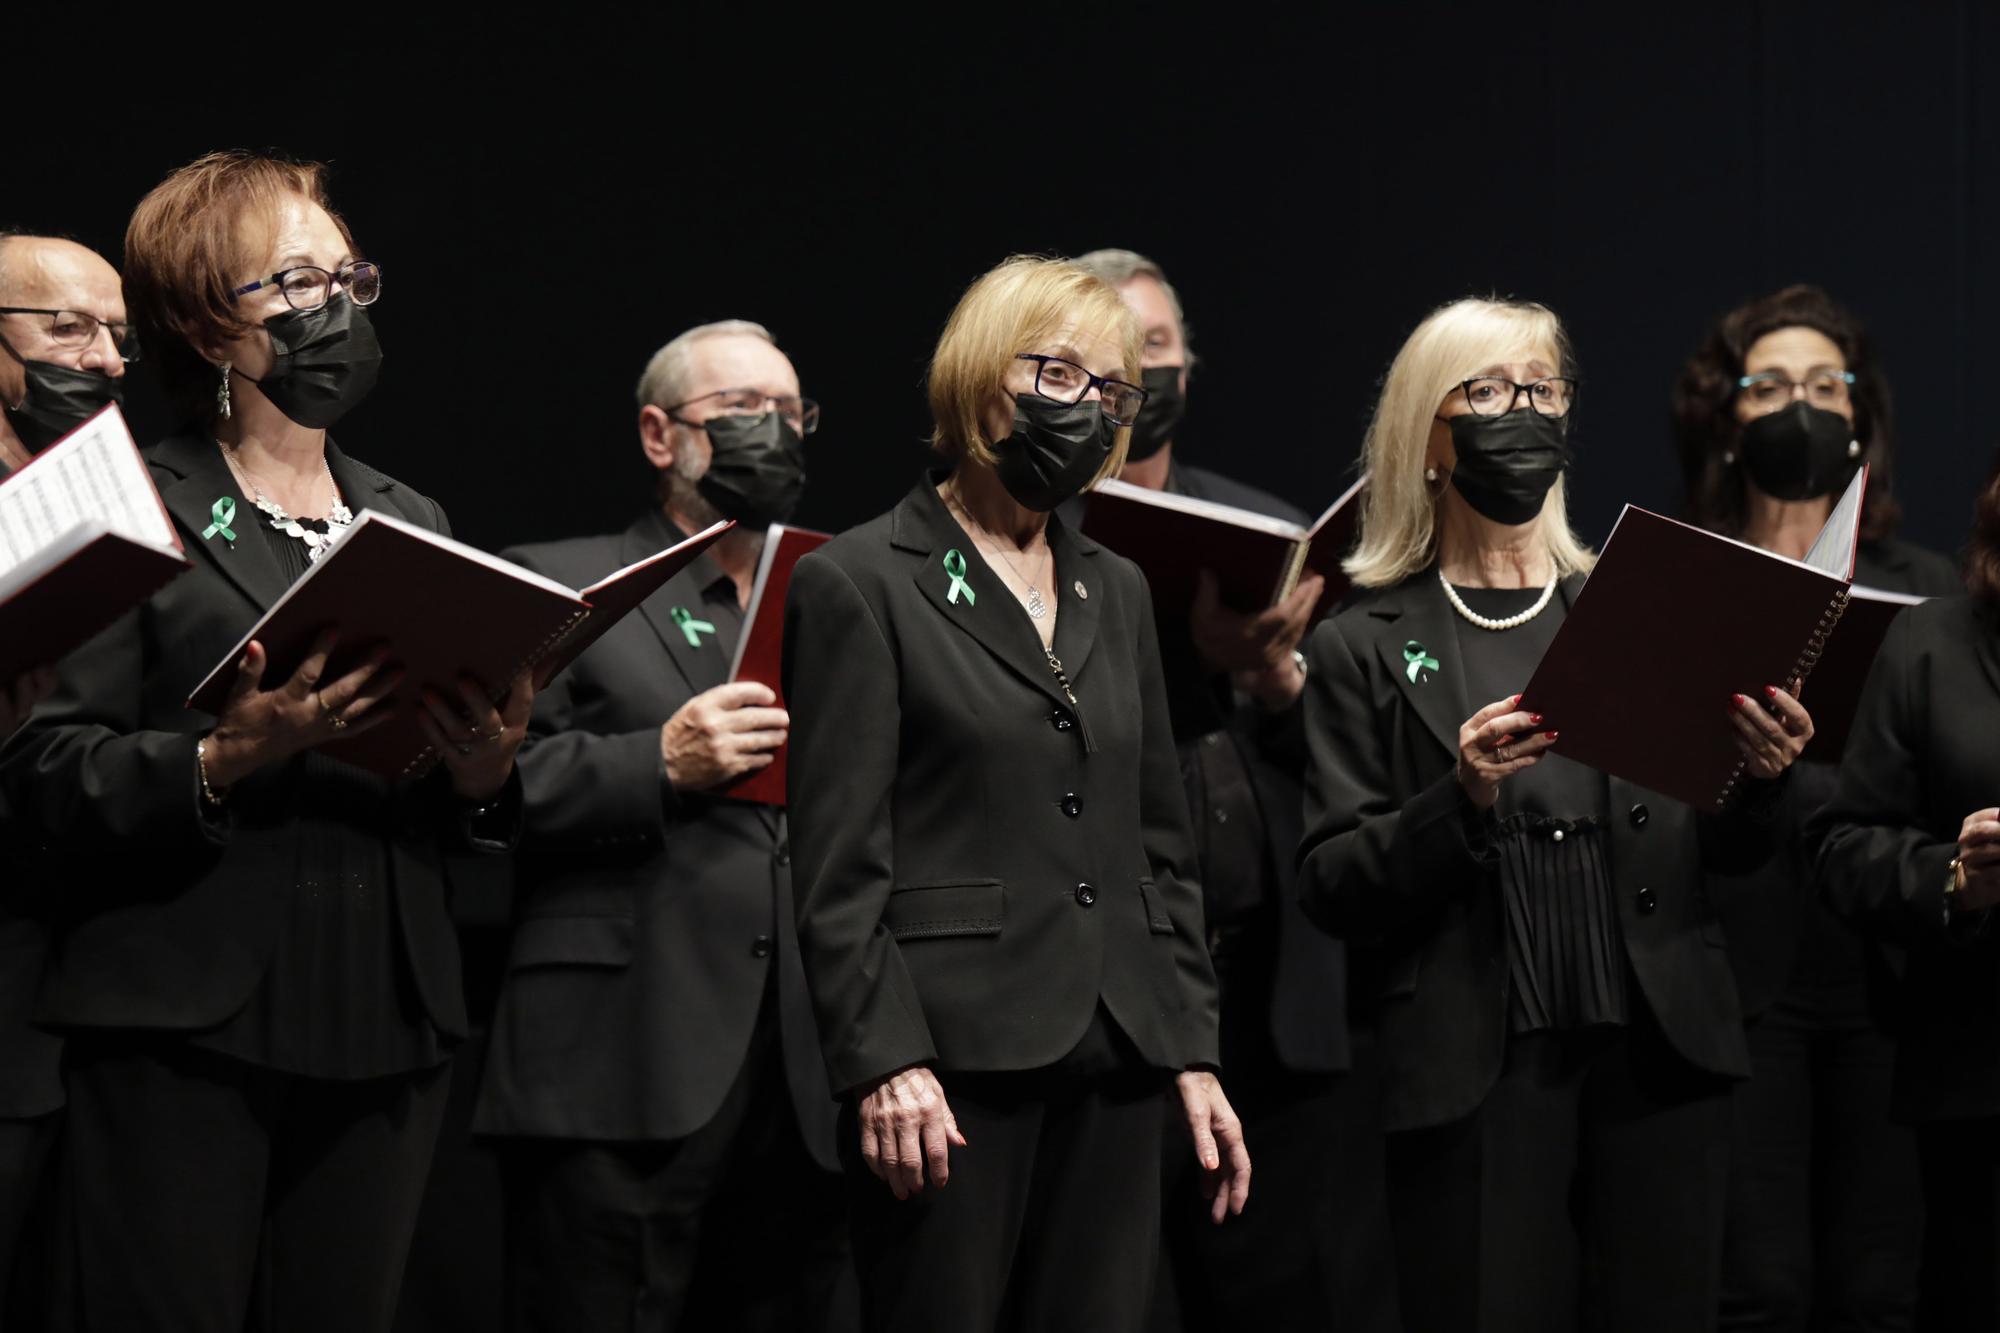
1296, 297, 1813, 1331
783, 255, 1249, 1331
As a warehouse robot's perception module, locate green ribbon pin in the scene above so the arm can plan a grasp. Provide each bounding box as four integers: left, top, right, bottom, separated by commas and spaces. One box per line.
943, 549, 975, 606
669, 606, 716, 648
200, 496, 237, 544
1404, 639, 1439, 684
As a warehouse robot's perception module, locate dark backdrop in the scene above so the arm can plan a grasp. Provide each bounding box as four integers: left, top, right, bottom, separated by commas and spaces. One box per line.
14, 5, 1996, 559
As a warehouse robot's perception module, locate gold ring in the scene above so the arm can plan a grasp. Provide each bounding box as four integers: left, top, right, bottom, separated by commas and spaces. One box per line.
319, 696, 349, 731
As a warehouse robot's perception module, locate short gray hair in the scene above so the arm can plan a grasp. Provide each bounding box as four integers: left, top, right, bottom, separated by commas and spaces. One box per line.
635, 319, 776, 410
1072, 247, 1192, 359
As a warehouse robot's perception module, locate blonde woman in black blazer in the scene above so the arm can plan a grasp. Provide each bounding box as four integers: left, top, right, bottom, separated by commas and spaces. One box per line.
783, 256, 1248, 1333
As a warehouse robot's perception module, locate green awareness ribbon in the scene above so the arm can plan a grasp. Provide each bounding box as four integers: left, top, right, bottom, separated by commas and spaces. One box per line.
1404, 639, 1439, 684
201, 496, 237, 544
943, 549, 975, 606
669, 606, 716, 648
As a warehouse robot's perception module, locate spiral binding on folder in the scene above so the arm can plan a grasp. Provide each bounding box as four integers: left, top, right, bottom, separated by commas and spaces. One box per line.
390, 602, 593, 780
1711, 586, 1852, 808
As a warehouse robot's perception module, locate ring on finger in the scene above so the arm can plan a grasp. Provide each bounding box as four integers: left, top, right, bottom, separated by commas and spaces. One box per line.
454, 741, 473, 756
317, 693, 349, 731
476, 725, 505, 743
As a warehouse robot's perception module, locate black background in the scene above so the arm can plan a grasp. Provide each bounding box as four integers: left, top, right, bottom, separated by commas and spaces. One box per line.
13, 5, 1997, 560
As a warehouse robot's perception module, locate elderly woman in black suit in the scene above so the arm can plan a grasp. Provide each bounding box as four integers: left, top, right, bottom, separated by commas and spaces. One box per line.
783, 254, 1249, 1333
1296, 297, 1814, 1333
0, 151, 533, 1333
1813, 453, 2000, 1327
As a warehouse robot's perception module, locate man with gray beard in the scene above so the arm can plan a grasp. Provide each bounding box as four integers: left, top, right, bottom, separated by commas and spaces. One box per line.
474, 322, 850, 1331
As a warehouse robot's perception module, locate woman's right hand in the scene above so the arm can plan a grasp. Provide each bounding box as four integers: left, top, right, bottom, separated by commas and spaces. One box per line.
204, 630, 402, 790
1456, 694, 1559, 811
857, 1064, 967, 1200
1952, 806, 2000, 911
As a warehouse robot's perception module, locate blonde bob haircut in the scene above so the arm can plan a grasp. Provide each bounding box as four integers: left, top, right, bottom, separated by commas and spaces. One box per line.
927, 255, 1140, 482
1345, 297, 1598, 590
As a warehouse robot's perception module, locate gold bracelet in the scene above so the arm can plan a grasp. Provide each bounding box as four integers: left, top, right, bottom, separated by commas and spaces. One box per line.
1950, 857, 1968, 894
196, 737, 227, 808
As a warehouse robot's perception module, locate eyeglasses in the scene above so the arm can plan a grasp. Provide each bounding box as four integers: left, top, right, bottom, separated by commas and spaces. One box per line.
0, 307, 141, 362
1456, 377, 1576, 419
666, 387, 821, 436
231, 261, 383, 313
1736, 368, 1854, 414
1015, 354, 1148, 426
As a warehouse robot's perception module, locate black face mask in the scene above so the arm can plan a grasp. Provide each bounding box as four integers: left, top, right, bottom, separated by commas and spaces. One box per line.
1738, 401, 1859, 501
1125, 365, 1186, 463
1445, 409, 1573, 526
1, 346, 124, 452
696, 411, 806, 527
236, 291, 382, 428
990, 393, 1112, 511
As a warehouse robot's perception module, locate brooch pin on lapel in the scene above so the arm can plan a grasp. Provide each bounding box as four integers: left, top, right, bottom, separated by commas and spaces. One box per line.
1404, 639, 1440, 685
943, 549, 976, 606
669, 606, 715, 648
200, 496, 237, 548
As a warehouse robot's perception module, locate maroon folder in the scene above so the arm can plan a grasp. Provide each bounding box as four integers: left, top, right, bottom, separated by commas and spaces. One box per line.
1796, 585, 1926, 763
185, 512, 730, 779
1519, 469, 1866, 809
718, 523, 831, 807
0, 403, 190, 681
1080, 474, 1368, 617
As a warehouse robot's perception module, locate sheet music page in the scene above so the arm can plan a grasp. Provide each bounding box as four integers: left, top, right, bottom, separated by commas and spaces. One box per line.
0, 405, 173, 579
1802, 465, 1868, 580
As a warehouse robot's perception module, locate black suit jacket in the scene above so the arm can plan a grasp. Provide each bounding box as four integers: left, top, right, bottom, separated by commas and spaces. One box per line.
782, 476, 1219, 1094
0, 433, 510, 1039
1812, 595, 2000, 1121
1296, 572, 1779, 1132
1065, 462, 1352, 1073
471, 510, 837, 1167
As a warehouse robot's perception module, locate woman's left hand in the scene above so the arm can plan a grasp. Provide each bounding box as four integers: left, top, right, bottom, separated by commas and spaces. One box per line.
417, 670, 534, 801
1728, 685, 1813, 780
1176, 1069, 1251, 1224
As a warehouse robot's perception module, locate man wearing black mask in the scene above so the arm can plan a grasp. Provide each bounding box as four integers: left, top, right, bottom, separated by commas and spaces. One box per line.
474, 321, 851, 1332
1070, 250, 1399, 1333
0, 231, 128, 1325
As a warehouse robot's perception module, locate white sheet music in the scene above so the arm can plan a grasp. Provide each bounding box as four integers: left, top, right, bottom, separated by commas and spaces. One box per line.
0, 405, 174, 579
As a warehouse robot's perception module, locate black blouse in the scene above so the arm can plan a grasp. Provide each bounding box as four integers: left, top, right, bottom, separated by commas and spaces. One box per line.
1451, 584, 1627, 1034
189, 512, 445, 1080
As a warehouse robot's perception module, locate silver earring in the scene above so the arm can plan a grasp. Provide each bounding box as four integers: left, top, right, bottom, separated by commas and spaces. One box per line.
1722, 449, 1736, 464
216, 363, 232, 421
1424, 465, 1438, 482
1847, 439, 1862, 458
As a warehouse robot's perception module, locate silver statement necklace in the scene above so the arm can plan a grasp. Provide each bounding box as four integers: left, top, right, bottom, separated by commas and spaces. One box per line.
220, 442, 354, 562
946, 486, 1053, 620
1439, 566, 1558, 632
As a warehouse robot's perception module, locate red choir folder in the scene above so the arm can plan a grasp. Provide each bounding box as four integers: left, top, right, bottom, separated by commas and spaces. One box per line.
1797, 584, 1927, 763
1518, 468, 1867, 809
1080, 473, 1368, 618
719, 523, 831, 807
0, 403, 190, 681
185, 512, 731, 779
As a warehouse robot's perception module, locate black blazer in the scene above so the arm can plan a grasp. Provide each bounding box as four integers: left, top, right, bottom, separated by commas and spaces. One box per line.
1713, 537, 1963, 1018
471, 510, 837, 1168
0, 433, 509, 1039
782, 476, 1219, 1095
1066, 462, 1352, 1073
1296, 572, 1779, 1133
1812, 595, 2000, 1121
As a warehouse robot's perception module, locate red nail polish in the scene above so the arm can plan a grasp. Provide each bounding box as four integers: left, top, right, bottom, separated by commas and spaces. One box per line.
1530, 713, 1544, 725
1763, 685, 1778, 698
1730, 694, 1745, 708
1544, 731, 1559, 740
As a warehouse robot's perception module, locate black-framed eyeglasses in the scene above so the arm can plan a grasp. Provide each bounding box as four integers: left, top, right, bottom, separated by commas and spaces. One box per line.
232, 260, 383, 312
0, 307, 141, 362
1735, 367, 1854, 415
1457, 376, 1576, 419
665, 387, 821, 436
1015, 354, 1148, 426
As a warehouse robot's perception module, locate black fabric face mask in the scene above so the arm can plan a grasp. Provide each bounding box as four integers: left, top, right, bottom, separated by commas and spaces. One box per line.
1125, 365, 1186, 463
1445, 409, 1573, 526
236, 292, 383, 428
990, 393, 1113, 512
1737, 401, 1860, 502
1, 346, 124, 452
695, 412, 807, 527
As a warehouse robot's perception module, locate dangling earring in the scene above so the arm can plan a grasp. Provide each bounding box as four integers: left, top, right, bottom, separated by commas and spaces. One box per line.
1847, 439, 1862, 458
216, 363, 232, 421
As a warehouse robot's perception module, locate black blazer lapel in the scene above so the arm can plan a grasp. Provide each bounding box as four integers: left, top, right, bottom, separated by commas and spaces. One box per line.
1367, 573, 1471, 758
1047, 510, 1103, 678
625, 513, 731, 697
891, 478, 1075, 713
153, 434, 289, 612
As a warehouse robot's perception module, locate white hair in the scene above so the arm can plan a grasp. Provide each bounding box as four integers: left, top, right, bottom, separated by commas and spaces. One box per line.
1072, 247, 1193, 361
635, 319, 776, 409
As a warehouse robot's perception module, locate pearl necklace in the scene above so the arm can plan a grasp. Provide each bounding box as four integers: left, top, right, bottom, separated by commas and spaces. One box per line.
1439, 567, 1558, 631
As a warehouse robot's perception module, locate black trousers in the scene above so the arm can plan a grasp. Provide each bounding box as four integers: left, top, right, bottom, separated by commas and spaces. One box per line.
1914, 1116, 2000, 1330
497, 1006, 852, 1333
1385, 1020, 1734, 1333
1720, 981, 1922, 1332
0, 1111, 59, 1331
844, 1066, 1171, 1333
61, 1038, 450, 1333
